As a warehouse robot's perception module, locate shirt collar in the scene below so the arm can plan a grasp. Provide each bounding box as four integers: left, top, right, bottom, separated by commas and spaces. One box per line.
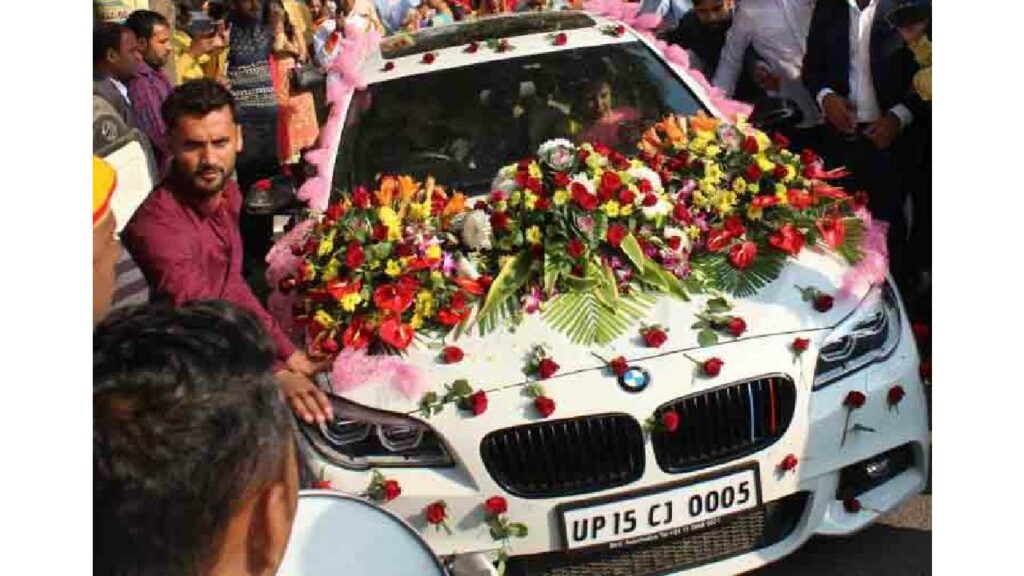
168, 176, 237, 218
109, 77, 130, 104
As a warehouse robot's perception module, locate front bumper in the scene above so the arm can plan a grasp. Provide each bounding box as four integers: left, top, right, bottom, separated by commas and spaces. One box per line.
298, 303, 929, 576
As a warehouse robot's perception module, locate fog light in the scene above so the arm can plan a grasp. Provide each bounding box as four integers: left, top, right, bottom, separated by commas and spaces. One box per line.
836, 444, 914, 501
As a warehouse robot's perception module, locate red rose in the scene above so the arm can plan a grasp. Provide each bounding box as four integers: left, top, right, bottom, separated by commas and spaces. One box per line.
772, 132, 790, 148
352, 186, 371, 209
553, 32, 567, 46
514, 171, 530, 188
745, 163, 762, 181
643, 193, 659, 207
768, 224, 806, 256
813, 293, 834, 312
535, 196, 551, 211
469, 390, 488, 415
727, 317, 747, 337
320, 336, 339, 355
779, 453, 798, 472
638, 179, 653, 193
772, 164, 789, 181
642, 327, 668, 348
437, 307, 469, 326
606, 223, 627, 248
422, 52, 436, 64
741, 135, 759, 154
383, 479, 402, 501
538, 358, 560, 379
702, 357, 724, 377
383, 61, 395, 72
484, 496, 508, 516
425, 501, 447, 524
600, 171, 622, 194
792, 337, 810, 352
490, 211, 509, 232
526, 177, 543, 194
667, 236, 682, 251
729, 241, 758, 270
843, 498, 862, 513
843, 390, 867, 409
442, 346, 464, 364
378, 317, 414, 350
372, 223, 389, 241
567, 238, 586, 259
672, 203, 691, 223
816, 216, 846, 249
614, 24, 625, 36
278, 276, 297, 294
324, 203, 346, 222
346, 242, 365, 269
465, 41, 479, 53
609, 356, 628, 377
553, 171, 570, 187
534, 396, 556, 418
660, 411, 680, 433
618, 188, 636, 205
787, 189, 815, 210
571, 183, 599, 211
313, 479, 332, 489
887, 385, 906, 406
800, 149, 818, 165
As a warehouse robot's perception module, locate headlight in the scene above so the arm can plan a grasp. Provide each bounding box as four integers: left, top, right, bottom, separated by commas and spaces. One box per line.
813, 281, 902, 390
299, 394, 454, 470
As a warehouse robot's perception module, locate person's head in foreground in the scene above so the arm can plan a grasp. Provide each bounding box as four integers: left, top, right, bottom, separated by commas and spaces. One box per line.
94, 301, 299, 576
162, 78, 243, 200
94, 156, 122, 324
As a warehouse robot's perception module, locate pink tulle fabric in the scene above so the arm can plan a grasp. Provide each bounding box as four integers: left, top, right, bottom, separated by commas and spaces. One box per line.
330, 349, 427, 400
839, 209, 890, 298
582, 0, 754, 123
297, 23, 382, 211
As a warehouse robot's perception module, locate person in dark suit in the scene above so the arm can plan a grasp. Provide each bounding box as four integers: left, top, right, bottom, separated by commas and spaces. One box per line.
802, 0, 928, 296
93, 22, 140, 128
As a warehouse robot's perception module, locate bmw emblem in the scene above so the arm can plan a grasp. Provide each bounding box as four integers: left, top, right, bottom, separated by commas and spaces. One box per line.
619, 367, 651, 393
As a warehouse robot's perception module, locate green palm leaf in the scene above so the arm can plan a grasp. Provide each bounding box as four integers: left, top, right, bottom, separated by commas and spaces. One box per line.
543, 288, 653, 346
692, 246, 786, 298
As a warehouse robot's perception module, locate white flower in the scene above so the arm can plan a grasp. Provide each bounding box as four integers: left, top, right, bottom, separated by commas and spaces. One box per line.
460, 210, 493, 251
569, 173, 596, 194
537, 139, 577, 172
457, 255, 480, 279
626, 165, 664, 192
642, 196, 672, 220
663, 226, 691, 253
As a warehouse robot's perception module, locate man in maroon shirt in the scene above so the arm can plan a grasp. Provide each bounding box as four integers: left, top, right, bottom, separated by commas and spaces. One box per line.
123, 79, 332, 424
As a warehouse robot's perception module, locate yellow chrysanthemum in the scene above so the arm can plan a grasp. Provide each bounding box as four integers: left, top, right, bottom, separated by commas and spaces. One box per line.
321, 258, 340, 282
317, 231, 335, 257
748, 183, 760, 194
430, 270, 443, 283
602, 200, 621, 218
525, 191, 538, 211
705, 163, 724, 183
756, 154, 775, 173
621, 204, 634, 216
425, 244, 441, 260
754, 131, 771, 151
410, 314, 424, 330
705, 144, 722, 158
700, 179, 717, 194
747, 204, 763, 221
495, 200, 508, 212
687, 225, 702, 240
508, 191, 521, 206
732, 177, 747, 195
415, 290, 434, 318
528, 162, 542, 179
378, 206, 399, 227
525, 225, 543, 245
585, 153, 605, 170
784, 164, 797, 183
692, 190, 711, 210
340, 292, 363, 312
553, 189, 569, 206
314, 310, 334, 328
775, 186, 789, 206
385, 259, 402, 277
407, 201, 430, 221
386, 225, 402, 242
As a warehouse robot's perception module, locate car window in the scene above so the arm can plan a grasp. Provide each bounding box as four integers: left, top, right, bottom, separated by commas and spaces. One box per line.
334, 41, 707, 197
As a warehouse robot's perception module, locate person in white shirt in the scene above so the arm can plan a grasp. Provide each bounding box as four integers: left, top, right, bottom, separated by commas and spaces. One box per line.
712, 0, 821, 135
802, 0, 929, 295
312, 0, 385, 66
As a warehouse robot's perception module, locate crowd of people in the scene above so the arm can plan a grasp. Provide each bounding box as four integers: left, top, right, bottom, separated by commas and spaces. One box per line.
92, 1, 931, 574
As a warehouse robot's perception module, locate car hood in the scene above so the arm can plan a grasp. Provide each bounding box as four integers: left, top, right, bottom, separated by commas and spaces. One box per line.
333, 248, 870, 415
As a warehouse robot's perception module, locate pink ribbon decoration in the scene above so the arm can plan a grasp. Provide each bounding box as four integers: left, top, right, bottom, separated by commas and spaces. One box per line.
839, 209, 890, 298
330, 349, 427, 400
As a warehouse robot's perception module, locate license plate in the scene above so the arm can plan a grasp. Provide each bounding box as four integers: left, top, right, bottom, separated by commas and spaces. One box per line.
560, 467, 761, 551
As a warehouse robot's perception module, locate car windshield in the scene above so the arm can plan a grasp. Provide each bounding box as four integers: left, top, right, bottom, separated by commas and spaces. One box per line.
334, 41, 708, 197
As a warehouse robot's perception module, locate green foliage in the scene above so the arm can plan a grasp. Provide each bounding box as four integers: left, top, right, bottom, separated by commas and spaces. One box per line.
835, 217, 865, 265
543, 286, 653, 346
692, 245, 786, 298
476, 253, 533, 336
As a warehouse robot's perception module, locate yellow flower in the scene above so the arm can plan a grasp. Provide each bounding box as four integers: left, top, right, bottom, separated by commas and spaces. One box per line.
495, 200, 508, 212
784, 164, 797, 183
585, 153, 605, 170
525, 225, 543, 245
689, 136, 709, 153
705, 162, 724, 183
716, 191, 737, 216
700, 179, 717, 194
415, 290, 434, 318
528, 162, 542, 179
693, 190, 711, 210
705, 144, 721, 158
732, 177, 747, 195
747, 204, 763, 221
748, 183, 760, 194
425, 244, 442, 260
775, 185, 789, 206
378, 206, 399, 228
602, 200, 621, 218
553, 189, 569, 206
407, 201, 430, 221
314, 310, 334, 328
525, 191, 538, 211
621, 204, 634, 216
687, 225, 702, 240
340, 291, 363, 312
508, 191, 521, 206
318, 231, 335, 257
410, 314, 424, 330
368, 259, 381, 270
630, 158, 645, 170
754, 131, 771, 151
321, 258, 341, 282
386, 225, 402, 242
385, 259, 402, 277
430, 270, 443, 284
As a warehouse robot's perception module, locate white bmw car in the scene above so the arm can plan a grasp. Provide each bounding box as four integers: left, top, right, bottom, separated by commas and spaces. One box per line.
294, 11, 929, 576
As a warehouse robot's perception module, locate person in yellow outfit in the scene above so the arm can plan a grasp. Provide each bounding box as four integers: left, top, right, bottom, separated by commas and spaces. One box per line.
94, 157, 122, 324
173, 7, 228, 84
284, 0, 314, 45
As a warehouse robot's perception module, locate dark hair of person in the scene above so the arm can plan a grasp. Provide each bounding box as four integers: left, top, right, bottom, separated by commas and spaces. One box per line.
94, 301, 293, 576
125, 9, 171, 40
265, 0, 297, 43
176, 2, 193, 29
161, 79, 238, 131
207, 1, 229, 21
93, 22, 129, 65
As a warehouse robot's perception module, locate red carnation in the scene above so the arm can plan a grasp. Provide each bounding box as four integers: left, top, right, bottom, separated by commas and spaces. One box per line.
843, 498, 862, 513
422, 52, 436, 64
609, 356, 628, 377
672, 202, 691, 223
843, 390, 867, 409
346, 242, 365, 269
535, 196, 551, 211
741, 135, 760, 154
772, 164, 789, 181
618, 188, 636, 205
887, 385, 906, 407
792, 337, 810, 353
606, 223, 627, 248
538, 358, 560, 379
352, 186, 371, 209
425, 501, 447, 525
567, 238, 586, 259
383, 61, 395, 72
644, 193, 659, 207
667, 236, 682, 251
553, 171, 570, 187
729, 241, 758, 270
769, 223, 806, 256
660, 411, 680, 433
324, 202, 345, 222
484, 496, 508, 516
383, 479, 402, 501
642, 327, 668, 348
779, 453, 799, 472
772, 132, 790, 148
490, 211, 510, 232
600, 171, 622, 194
745, 163, 762, 181
727, 317, 747, 337
469, 389, 488, 415
553, 32, 567, 46
813, 293, 834, 312
702, 357, 724, 377
442, 346, 464, 364
571, 183, 599, 211
534, 395, 556, 418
